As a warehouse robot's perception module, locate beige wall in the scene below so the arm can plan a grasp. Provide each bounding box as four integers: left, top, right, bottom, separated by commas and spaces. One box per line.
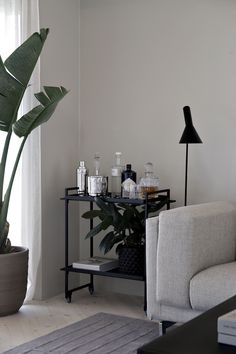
79, 0, 236, 296
37, 0, 236, 298
80, 0, 236, 203
39, 0, 80, 299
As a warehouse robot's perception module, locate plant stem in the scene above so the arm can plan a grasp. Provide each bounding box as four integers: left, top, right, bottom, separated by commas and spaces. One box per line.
0, 135, 27, 248
0, 130, 12, 204
0, 88, 25, 205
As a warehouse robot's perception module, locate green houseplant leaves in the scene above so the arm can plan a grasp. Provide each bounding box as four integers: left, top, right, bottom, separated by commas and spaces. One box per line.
82, 196, 169, 255
82, 197, 144, 254
0, 29, 68, 253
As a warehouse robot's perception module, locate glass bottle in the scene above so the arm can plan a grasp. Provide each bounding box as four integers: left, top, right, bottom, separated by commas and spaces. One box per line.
138, 162, 159, 198
111, 152, 123, 197
94, 152, 101, 176
121, 164, 136, 183
88, 153, 108, 196
76, 161, 88, 194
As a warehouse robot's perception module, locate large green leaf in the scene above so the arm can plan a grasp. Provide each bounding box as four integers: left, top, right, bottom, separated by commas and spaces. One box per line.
99, 231, 124, 254
0, 86, 67, 247
94, 197, 124, 229
13, 86, 68, 137
99, 231, 115, 253
85, 216, 113, 239
85, 222, 104, 239
0, 57, 24, 131
82, 210, 105, 219
94, 197, 113, 215
4, 28, 48, 86
0, 29, 49, 131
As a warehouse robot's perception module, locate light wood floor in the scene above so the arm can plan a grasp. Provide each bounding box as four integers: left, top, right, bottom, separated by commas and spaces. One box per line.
0, 290, 146, 353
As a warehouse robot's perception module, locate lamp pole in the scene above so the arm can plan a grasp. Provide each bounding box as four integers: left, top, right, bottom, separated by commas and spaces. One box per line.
184, 143, 188, 206
179, 106, 202, 207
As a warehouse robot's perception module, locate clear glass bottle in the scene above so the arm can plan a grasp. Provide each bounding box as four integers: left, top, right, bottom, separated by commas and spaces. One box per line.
138, 162, 159, 199
94, 152, 101, 176
111, 152, 123, 196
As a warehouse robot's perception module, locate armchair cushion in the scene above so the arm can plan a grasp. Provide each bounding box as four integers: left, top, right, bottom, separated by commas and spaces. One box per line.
190, 261, 236, 311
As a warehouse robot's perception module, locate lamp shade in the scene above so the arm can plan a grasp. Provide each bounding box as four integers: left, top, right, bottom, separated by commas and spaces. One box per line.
179, 106, 203, 144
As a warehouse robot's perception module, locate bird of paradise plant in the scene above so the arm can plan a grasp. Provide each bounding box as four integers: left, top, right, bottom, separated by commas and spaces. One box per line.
0, 28, 68, 253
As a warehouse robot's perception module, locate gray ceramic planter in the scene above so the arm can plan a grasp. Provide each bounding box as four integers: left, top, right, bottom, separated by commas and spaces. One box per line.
0, 246, 28, 316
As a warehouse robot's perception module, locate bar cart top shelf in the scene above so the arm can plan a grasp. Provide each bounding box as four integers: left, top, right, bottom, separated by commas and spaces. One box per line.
61, 187, 173, 206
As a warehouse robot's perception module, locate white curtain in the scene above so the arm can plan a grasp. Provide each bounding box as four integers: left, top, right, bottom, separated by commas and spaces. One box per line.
0, 0, 22, 247
21, 0, 41, 301
0, 0, 41, 301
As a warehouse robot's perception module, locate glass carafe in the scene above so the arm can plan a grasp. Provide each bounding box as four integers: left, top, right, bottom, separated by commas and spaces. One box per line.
138, 162, 159, 198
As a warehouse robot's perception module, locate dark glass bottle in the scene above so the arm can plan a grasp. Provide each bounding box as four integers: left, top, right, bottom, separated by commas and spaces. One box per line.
121, 164, 136, 183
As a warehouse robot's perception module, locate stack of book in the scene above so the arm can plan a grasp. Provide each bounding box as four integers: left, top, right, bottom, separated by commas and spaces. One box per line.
218, 309, 236, 346
72, 257, 119, 271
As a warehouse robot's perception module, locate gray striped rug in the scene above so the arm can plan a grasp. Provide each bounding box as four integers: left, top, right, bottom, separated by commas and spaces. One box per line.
3, 312, 159, 354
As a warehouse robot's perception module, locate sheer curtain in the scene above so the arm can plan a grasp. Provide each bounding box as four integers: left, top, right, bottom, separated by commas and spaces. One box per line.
21, 0, 41, 301
0, 0, 41, 301
0, 0, 22, 248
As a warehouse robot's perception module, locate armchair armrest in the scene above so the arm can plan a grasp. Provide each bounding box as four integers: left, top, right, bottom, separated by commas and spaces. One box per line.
146, 215, 159, 319
156, 202, 236, 309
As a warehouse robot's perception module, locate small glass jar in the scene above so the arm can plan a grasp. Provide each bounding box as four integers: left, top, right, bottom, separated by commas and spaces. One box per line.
138, 162, 159, 199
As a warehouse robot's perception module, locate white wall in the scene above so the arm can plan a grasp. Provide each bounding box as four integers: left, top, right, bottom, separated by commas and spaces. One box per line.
79, 0, 236, 296
39, 0, 80, 299
36, 0, 236, 299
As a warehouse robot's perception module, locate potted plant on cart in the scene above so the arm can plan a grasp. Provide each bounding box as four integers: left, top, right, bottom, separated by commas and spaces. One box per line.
82, 197, 166, 275
0, 28, 67, 316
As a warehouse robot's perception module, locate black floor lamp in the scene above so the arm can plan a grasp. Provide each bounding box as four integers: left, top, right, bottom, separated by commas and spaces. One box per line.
179, 106, 202, 206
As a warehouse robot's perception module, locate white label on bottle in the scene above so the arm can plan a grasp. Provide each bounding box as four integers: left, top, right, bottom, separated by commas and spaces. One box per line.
111, 167, 121, 177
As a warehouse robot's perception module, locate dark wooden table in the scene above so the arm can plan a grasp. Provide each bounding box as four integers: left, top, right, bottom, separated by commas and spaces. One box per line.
138, 295, 236, 354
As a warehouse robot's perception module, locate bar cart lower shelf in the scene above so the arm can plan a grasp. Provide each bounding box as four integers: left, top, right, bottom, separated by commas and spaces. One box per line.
61, 265, 145, 303
61, 187, 174, 308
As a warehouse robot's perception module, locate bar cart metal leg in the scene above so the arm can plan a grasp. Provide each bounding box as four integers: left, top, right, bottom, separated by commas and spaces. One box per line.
64, 190, 94, 303
143, 193, 149, 312
65, 197, 72, 303
89, 201, 94, 295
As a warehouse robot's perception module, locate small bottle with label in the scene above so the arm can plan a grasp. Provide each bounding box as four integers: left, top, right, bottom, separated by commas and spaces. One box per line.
121, 164, 137, 183
121, 164, 137, 198
111, 152, 124, 197
77, 161, 88, 194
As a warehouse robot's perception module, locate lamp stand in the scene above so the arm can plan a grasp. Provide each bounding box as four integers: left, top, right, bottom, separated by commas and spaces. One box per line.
179, 106, 202, 206
184, 143, 188, 206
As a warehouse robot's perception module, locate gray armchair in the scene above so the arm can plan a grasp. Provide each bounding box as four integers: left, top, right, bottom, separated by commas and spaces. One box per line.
146, 201, 236, 325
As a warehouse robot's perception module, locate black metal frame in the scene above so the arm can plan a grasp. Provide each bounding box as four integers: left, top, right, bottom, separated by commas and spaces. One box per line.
61, 188, 174, 309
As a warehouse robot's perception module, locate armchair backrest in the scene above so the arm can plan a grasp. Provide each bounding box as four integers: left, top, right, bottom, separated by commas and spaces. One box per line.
156, 202, 236, 309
